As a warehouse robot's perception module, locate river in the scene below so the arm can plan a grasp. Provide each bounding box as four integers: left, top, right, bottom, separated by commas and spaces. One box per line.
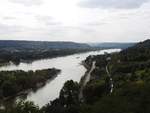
0, 49, 120, 107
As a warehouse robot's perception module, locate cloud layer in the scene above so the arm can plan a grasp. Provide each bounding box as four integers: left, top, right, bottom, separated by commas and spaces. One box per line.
0, 0, 150, 42
79, 0, 149, 9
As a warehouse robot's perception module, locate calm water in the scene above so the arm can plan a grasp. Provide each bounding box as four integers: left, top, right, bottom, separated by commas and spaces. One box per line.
0, 49, 120, 107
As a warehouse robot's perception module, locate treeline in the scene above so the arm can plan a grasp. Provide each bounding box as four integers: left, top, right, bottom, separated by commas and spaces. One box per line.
0, 68, 60, 99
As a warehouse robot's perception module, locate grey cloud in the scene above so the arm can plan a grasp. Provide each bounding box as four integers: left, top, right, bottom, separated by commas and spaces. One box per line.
35, 15, 62, 26
79, 0, 149, 9
9, 0, 43, 6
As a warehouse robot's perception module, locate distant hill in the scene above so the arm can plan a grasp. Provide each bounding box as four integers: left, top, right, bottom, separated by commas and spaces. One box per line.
0, 40, 136, 51
0, 40, 90, 51
88, 42, 135, 49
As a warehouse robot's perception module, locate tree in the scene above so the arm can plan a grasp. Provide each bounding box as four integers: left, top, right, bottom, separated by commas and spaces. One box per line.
59, 80, 80, 107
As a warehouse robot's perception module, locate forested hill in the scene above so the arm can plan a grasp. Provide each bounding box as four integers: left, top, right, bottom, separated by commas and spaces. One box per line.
120, 39, 150, 61
77, 39, 150, 113
0, 40, 90, 50
132, 39, 150, 48
0, 40, 136, 51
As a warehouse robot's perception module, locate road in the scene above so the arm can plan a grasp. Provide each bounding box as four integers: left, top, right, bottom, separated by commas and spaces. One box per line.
79, 60, 113, 101
79, 61, 96, 100
106, 65, 114, 93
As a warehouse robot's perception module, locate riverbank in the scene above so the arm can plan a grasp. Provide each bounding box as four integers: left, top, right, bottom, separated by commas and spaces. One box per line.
79, 61, 90, 88
0, 48, 98, 67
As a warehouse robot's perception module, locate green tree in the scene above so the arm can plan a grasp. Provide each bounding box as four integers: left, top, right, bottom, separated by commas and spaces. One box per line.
59, 80, 80, 107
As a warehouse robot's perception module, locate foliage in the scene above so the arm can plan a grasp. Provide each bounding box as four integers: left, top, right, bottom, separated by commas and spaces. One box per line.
0, 101, 41, 113
0, 68, 60, 98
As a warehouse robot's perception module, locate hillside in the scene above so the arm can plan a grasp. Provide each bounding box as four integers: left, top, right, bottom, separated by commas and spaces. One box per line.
78, 39, 150, 113
120, 39, 150, 61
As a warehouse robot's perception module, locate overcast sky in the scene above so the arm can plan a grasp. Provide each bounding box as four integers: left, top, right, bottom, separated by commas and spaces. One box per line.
0, 0, 150, 42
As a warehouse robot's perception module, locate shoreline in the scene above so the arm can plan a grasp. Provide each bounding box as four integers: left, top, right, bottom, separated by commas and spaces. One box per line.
0, 49, 100, 68
79, 61, 91, 86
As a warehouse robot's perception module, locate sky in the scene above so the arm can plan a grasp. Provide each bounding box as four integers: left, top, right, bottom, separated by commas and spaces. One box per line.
0, 0, 150, 42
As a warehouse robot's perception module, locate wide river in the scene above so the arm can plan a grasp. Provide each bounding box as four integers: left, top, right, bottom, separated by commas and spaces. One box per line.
0, 49, 120, 107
